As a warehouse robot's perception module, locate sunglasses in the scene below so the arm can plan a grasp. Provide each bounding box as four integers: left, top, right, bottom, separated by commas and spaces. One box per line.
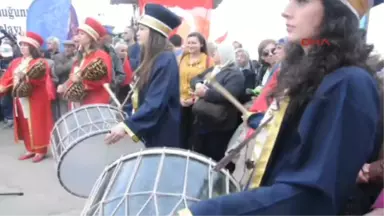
262, 48, 276, 57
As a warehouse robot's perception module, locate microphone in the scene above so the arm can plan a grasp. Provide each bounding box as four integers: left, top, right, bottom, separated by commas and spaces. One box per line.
0, 29, 17, 44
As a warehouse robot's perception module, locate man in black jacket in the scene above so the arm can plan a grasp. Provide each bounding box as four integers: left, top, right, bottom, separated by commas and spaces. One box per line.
100, 26, 126, 96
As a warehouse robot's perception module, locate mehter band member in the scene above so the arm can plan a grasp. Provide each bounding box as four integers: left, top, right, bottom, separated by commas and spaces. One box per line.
58, 17, 113, 109
0, 32, 55, 163
105, 4, 182, 148
178, 0, 384, 215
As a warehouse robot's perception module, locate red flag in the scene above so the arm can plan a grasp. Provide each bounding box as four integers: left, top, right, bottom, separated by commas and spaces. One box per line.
215, 31, 228, 44
139, 0, 212, 10
139, 0, 213, 39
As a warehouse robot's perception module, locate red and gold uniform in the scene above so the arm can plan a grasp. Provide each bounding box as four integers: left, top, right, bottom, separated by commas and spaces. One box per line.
0, 32, 55, 162
62, 17, 113, 109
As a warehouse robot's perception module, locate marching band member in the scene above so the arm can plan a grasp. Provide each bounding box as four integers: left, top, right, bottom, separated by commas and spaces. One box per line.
178, 0, 383, 215
0, 32, 55, 163
105, 4, 182, 148
57, 17, 113, 109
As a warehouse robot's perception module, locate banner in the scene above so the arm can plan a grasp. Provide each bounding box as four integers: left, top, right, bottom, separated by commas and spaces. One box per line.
0, 0, 33, 36
138, 0, 213, 41
26, 0, 78, 49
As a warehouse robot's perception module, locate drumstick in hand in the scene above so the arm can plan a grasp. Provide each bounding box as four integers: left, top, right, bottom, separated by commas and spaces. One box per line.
206, 74, 253, 120
103, 83, 121, 107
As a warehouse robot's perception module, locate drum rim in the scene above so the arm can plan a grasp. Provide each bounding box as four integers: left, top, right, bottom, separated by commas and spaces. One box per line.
97, 147, 240, 190
50, 104, 125, 142
56, 128, 129, 199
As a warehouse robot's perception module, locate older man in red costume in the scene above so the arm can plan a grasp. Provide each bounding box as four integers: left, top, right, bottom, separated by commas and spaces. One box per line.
0, 32, 55, 163
58, 17, 113, 109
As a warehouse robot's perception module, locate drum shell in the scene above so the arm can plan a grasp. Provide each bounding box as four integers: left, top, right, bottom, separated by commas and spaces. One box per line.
225, 123, 255, 188
81, 58, 108, 81
81, 148, 240, 216
12, 81, 32, 97
63, 82, 86, 102
50, 104, 145, 198
27, 60, 46, 79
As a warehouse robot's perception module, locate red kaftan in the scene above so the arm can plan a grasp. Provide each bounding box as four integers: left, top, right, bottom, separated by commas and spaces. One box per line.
66, 49, 113, 109
0, 57, 55, 154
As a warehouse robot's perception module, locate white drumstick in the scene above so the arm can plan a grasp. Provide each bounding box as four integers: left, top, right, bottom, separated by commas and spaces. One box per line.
103, 83, 121, 107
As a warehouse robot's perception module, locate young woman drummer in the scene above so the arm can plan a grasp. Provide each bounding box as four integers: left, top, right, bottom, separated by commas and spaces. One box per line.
57, 17, 113, 109
105, 4, 182, 148
178, 0, 383, 215
0, 32, 55, 163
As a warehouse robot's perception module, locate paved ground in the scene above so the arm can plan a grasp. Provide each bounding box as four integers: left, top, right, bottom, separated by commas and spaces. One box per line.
0, 123, 85, 215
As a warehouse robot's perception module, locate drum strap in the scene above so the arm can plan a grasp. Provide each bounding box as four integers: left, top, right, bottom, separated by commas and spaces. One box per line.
247, 97, 290, 189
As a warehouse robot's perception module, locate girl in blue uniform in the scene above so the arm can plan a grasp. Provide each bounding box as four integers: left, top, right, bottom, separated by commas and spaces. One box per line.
178, 0, 384, 215
105, 4, 182, 148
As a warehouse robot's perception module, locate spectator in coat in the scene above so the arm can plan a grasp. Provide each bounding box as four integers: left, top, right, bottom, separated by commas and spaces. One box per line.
100, 28, 126, 95
123, 26, 140, 71
52, 40, 76, 119
235, 48, 257, 103
44, 36, 60, 59
190, 43, 245, 163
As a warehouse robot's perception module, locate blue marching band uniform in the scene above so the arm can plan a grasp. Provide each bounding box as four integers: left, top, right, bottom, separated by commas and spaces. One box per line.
174, 0, 384, 215
118, 4, 182, 148
109, 1, 384, 215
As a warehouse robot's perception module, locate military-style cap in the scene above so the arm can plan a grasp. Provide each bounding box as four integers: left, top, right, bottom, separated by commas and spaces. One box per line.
138, 3, 181, 37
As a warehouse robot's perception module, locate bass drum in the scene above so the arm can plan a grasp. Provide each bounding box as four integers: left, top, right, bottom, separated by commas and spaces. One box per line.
50, 104, 145, 198
226, 118, 256, 188
81, 148, 240, 216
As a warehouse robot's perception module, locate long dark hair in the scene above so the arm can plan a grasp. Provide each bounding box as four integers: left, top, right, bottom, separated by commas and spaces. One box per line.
27, 44, 41, 59
270, 0, 377, 113
136, 28, 173, 89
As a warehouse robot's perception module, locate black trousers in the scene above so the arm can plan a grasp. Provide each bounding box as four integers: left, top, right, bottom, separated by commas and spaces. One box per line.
117, 85, 131, 103
180, 106, 193, 150
195, 129, 235, 163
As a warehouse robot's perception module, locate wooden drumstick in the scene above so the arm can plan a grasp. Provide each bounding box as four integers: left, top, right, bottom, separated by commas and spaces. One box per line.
206, 73, 253, 120
103, 83, 121, 107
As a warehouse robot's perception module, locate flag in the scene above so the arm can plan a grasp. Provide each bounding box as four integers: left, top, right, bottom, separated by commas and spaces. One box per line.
215, 31, 228, 44
27, 0, 78, 50
138, 0, 213, 40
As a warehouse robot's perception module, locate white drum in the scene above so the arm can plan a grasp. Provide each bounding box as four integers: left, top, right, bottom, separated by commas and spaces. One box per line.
50, 104, 145, 198
225, 123, 255, 188
81, 148, 240, 216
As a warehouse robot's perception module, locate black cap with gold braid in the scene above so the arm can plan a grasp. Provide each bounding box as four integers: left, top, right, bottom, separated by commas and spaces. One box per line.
139, 3, 182, 37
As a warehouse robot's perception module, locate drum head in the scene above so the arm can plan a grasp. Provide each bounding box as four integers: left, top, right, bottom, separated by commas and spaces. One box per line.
58, 131, 145, 198
82, 148, 240, 216
227, 123, 246, 153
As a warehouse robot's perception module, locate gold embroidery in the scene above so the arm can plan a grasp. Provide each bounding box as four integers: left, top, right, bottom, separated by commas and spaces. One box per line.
249, 98, 290, 188
27, 97, 34, 150
132, 88, 139, 111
